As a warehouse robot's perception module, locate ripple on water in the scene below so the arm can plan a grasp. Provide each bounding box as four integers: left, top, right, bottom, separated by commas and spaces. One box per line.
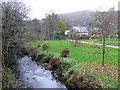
17, 56, 67, 88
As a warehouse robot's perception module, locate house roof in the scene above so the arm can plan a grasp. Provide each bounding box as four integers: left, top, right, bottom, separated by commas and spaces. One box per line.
73, 26, 88, 33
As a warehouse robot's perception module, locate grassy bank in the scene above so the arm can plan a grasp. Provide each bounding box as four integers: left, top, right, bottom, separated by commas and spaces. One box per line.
25, 40, 118, 88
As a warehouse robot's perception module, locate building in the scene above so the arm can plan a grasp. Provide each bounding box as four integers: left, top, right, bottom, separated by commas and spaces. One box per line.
73, 26, 89, 36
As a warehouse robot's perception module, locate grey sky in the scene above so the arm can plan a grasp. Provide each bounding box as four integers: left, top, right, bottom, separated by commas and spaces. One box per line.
19, 0, 119, 19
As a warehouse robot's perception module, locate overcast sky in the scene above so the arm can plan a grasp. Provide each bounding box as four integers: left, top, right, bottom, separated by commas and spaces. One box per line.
19, 0, 119, 19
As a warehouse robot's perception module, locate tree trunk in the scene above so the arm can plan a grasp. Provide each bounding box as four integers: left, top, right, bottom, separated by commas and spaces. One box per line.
48, 25, 50, 40
60, 36, 62, 53
102, 38, 105, 67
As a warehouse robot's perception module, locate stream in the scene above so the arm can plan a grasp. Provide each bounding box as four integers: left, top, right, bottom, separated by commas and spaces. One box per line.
17, 56, 67, 88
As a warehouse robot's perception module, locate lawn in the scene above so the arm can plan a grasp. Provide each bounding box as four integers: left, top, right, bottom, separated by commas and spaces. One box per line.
26, 40, 118, 65
81, 38, 120, 46
45, 40, 118, 66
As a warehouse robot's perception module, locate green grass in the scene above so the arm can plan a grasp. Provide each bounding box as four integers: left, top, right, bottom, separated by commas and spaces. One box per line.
81, 38, 120, 46
46, 40, 118, 66
26, 40, 118, 66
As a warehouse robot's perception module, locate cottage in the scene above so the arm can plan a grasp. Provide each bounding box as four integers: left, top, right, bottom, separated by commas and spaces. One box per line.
65, 26, 89, 40
73, 26, 89, 36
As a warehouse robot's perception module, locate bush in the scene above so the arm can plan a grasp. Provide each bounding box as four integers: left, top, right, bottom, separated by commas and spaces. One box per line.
43, 53, 54, 63
37, 44, 41, 48
62, 58, 76, 71
78, 36, 91, 40
28, 47, 38, 60
63, 62, 118, 88
37, 53, 45, 61
2, 68, 16, 88
2, 2, 29, 68
63, 68, 101, 88
60, 48, 70, 57
42, 43, 49, 51
50, 58, 75, 74
56, 60, 68, 73
50, 58, 60, 68
20, 46, 29, 55
36, 52, 54, 63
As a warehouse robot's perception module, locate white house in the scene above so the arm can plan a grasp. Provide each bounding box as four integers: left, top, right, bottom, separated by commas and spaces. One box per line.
73, 26, 89, 36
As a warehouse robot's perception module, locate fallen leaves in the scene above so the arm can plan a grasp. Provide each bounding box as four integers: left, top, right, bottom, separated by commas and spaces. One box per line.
70, 62, 118, 88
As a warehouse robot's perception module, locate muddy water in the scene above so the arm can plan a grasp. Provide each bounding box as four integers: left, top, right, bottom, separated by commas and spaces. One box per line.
17, 56, 67, 88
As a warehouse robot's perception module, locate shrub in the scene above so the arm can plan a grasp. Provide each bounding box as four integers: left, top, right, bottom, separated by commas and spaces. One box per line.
37, 52, 54, 63
2, 2, 29, 68
50, 58, 60, 68
37, 44, 41, 48
20, 46, 29, 55
78, 36, 90, 40
63, 68, 101, 88
28, 47, 38, 60
55, 58, 76, 77
43, 53, 54, 63
61, 58, 76, 72
42, 43, 49, 51
2, 68, 16, 88
60, 48, 70, 57
37, 53, 45, 61
50, 58, 74, 75
63, 62, 118, 88
56, 60, 67, 73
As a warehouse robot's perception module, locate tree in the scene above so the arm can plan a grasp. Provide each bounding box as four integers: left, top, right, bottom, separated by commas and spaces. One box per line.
57, 20, 66, 52
32, 18, 41, 33
25, 18, 42, 41
57, 20, 66, 39
89, 8, 116, 66
45, 12, 59, 39
2, 2, 30, 68
59, 10, 93, 27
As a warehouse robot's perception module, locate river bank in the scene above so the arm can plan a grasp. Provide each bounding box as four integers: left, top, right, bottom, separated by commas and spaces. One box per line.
22, 40, 118, 89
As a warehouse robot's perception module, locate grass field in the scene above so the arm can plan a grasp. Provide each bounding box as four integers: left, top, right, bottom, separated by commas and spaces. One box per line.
26, 40, 118, 65
81, 38, 120, 46
45, 40, 118, 65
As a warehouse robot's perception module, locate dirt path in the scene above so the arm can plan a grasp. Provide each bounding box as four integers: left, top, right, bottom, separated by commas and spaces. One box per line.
69, 40, 120, 49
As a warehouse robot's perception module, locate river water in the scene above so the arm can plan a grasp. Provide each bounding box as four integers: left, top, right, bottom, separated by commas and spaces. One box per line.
17, 56, 67, 88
